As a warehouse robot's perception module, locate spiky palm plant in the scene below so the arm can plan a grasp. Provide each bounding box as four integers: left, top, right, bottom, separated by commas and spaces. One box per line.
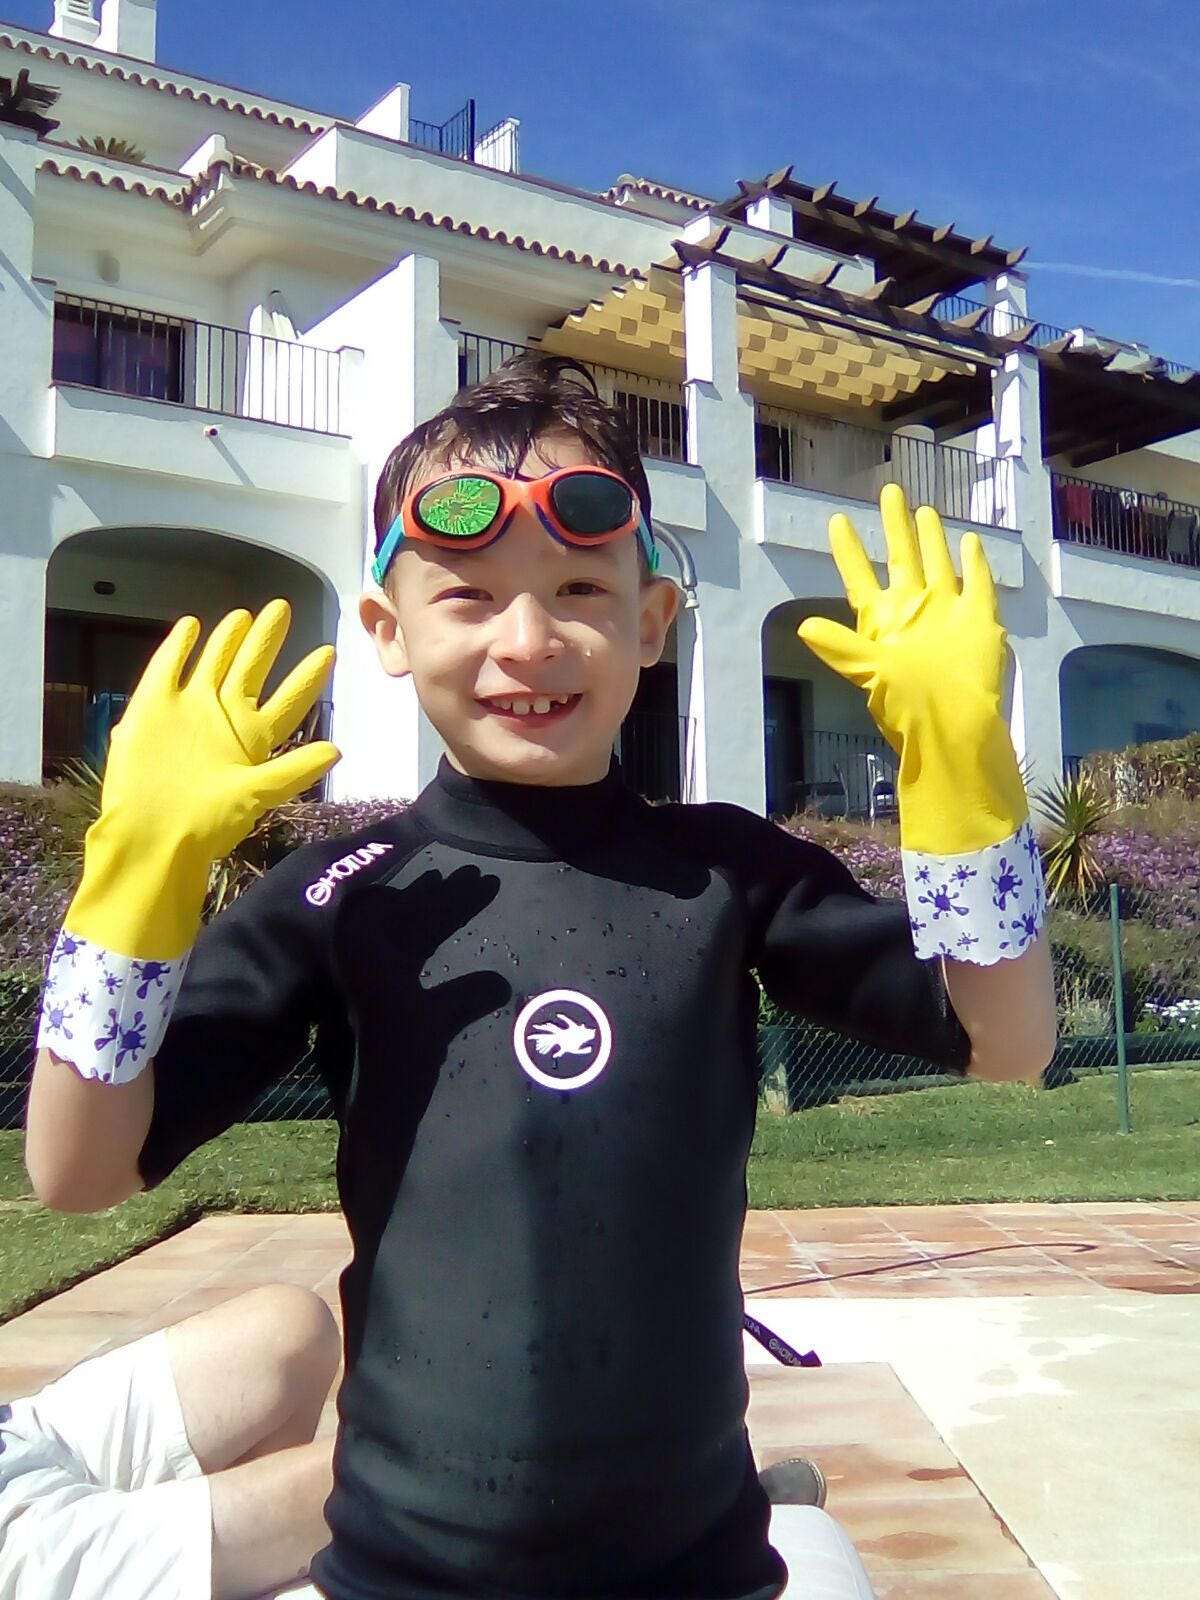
75, 135, 146, 164
0, 70, 60, 137
58, 754, 300, 923
1033, 768, 1115, 905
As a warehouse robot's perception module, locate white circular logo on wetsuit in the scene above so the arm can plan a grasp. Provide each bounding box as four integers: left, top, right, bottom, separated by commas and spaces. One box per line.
513, 989, 612, 1091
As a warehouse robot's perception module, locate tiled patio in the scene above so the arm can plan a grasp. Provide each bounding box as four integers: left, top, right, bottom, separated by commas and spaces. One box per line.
2, 1204, 1199, 1598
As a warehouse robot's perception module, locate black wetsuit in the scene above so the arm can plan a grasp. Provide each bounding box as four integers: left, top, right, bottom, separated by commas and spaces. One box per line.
141, 760, 970, 1600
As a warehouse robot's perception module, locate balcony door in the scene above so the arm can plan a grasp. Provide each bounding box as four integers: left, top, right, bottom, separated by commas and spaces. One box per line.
763, 675, 810, 817
52, 300, 186, 404
619, 662, 681, 802
43, 610, 169, 774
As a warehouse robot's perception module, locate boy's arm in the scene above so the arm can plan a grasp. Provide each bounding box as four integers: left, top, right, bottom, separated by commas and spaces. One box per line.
797, 487, 1056, 1081
25, 603, 337, 1213
26, 1050, 153, 1211
943, 936, 1056, 1083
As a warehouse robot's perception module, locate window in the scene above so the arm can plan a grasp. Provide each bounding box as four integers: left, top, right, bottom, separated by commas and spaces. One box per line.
613, 389, 686, 463
53, 301, 186, 404
755, 419, 793, 483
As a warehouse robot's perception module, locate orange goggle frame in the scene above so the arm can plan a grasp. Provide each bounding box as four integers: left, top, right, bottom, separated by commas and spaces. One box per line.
372, 467, 658, 585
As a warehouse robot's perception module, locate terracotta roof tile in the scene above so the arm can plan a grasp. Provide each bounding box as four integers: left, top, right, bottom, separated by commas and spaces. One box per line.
38, 151, 646, 277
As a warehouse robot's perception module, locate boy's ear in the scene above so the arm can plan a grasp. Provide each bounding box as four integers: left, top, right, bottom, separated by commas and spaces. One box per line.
638, 575, 680, 668
359, 589, 412, 678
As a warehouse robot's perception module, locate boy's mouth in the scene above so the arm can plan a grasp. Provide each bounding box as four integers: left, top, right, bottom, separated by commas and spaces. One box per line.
479, 693, 581, 727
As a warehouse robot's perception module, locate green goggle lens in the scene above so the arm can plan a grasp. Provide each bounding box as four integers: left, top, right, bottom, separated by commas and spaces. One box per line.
416, 476, 503, 538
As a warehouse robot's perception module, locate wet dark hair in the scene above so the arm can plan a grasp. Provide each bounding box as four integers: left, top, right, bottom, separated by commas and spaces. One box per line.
372, 351, 653, 565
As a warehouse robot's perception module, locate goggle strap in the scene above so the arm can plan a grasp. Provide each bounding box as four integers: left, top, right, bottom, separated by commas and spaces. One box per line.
371, 513, 406, 587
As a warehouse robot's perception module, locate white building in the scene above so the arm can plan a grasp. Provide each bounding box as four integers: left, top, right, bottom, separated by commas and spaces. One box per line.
5, 0, 1200, 815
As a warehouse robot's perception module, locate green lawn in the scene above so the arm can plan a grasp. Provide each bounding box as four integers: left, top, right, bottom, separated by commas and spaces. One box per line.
1, 1070, 1198, 1322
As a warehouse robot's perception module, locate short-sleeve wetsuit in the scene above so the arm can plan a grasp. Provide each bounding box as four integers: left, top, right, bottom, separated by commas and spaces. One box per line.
141, 759, 970, 1600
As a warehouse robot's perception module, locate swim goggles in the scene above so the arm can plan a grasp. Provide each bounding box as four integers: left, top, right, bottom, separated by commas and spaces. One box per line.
371, 466, 659, 585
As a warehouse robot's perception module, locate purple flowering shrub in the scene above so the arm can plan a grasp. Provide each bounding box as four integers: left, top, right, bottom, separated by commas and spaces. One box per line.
0, 785, 89, 1000
0, 784, 409, 1004
778, 816, 904, 898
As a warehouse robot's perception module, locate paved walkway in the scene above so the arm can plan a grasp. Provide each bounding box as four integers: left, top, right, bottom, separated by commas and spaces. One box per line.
2, 1203, 1198, 1598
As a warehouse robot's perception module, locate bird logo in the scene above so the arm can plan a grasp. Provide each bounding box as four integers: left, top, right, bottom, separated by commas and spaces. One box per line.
513, 989, 612, 1091
529, 1014, 598, 1059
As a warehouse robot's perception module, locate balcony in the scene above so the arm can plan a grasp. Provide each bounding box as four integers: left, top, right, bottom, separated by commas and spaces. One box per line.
52, 295, 349, 435
408, 98, 519, 173
754, 405, 1016, 531
457, 332, 688, 464
1051, 472, 1200, 569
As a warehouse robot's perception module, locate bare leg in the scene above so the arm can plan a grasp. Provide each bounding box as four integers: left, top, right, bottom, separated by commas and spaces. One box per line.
165, 1285, 341, 1599
208, 1438, 334, 1600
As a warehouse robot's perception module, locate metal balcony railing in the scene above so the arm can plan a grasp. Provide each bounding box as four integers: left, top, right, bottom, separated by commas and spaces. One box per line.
457, 331, 689, 464
409, 99, 477, 160
755, 404, 1016, 529
52, 295, 348, 435
769, 728, 896, 821
1051, 471, 1200, 569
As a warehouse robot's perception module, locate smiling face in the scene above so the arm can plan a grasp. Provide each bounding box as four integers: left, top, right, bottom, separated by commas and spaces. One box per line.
360, 432, 679, 787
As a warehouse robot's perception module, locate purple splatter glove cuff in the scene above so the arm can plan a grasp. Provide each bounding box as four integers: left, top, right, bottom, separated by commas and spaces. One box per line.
36, 929, 190, 1085
901, 818, 1046, 965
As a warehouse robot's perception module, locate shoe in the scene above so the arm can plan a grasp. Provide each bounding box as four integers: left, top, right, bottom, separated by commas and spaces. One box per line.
758, 1456, 828, 1509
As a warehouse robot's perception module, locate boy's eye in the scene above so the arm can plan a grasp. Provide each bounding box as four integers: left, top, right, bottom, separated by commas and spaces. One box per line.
562, 581, 606, 597
440, 586, 491, 603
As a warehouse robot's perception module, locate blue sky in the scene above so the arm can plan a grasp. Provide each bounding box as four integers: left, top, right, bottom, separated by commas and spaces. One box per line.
10, 0, 1200, 364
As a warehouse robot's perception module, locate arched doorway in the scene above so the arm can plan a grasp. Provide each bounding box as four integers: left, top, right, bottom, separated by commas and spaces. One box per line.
761, 599, 893, 820
44, 526, 336, 777
1061, 643, 1200, 767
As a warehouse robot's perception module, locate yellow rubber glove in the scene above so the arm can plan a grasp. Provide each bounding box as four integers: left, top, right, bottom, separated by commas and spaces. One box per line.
65, 600, 339, 961
797, 485, 1026, 856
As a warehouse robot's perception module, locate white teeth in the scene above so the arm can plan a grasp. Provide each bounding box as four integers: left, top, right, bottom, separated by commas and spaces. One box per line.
487, 694, 573, 715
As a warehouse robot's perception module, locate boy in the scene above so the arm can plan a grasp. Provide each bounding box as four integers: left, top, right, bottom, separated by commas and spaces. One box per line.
28, 354, 1056, 1599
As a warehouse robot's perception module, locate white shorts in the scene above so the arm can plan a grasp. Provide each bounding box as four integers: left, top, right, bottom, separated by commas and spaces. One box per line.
0, 1329, 212, 1600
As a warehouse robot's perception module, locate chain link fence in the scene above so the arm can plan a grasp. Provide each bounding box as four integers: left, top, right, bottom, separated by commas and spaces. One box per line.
758, 889, 1200, 1129
5, 890, 1199, 1133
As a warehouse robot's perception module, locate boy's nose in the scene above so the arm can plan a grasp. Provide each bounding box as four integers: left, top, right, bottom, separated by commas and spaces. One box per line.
491, 593, 564, 664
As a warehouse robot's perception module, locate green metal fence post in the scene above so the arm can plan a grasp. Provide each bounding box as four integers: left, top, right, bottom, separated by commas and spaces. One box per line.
1109, 883, 1132, 1135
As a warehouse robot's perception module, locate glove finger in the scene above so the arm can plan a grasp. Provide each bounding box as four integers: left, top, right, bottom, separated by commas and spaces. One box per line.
915, 504, 958, 594
258, 645, 337, 749
136, 616, 202, 699
188, 610, 253, 695
252, 740, 341, 807
226, 599, 293, 705
797, 617, 875, 687
880, 483, 923, 591
827, 513, 881, 612
959, 532, 999, 621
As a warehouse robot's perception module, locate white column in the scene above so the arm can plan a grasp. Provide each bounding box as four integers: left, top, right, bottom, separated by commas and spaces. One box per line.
316, 255, 459, 801
991, 340, 1065, 795
0, 127, 55, 783
745, 192, 792, 235
680, 255, 766, 813
51, 0, 100, 43
986, 270, 1029, 338
355, 85, 411, 143
0, 128, 54, 462
97, 0, 157, 60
